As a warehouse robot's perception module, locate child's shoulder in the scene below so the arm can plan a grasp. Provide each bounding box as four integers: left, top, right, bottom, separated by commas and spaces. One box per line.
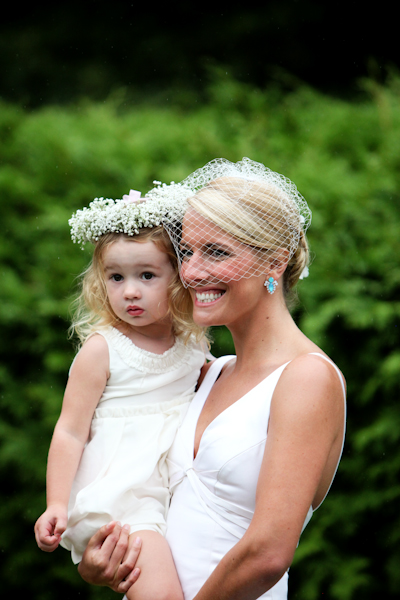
72, 333, 110, 375
81, 332, 109, 353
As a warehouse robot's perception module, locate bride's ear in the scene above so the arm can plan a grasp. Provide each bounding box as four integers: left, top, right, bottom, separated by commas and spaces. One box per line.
267, 248, 289, 280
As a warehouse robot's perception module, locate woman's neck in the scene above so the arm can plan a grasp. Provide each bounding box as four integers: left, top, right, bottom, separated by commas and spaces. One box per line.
228, 297, 310, 372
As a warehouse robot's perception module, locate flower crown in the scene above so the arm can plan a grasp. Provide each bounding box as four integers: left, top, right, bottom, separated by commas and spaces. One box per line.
69, 186, 189, 246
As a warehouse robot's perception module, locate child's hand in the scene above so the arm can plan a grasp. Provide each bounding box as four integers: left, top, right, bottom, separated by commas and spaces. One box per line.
34, 505, 68, 552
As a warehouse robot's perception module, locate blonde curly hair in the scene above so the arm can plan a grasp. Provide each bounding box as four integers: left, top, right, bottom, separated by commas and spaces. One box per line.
69, 227, 206, 347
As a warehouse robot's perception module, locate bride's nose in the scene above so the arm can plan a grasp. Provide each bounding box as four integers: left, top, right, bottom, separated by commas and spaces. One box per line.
180, 251, 210, 285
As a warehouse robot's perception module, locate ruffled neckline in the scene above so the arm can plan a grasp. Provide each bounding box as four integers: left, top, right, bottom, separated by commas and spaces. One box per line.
101, 326, 197, 374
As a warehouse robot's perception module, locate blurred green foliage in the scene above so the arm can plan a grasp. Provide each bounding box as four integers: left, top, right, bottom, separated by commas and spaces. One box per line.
0, 75, 399, 599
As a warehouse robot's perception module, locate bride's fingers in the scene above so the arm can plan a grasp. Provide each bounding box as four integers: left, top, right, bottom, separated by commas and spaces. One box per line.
116, 536, 142, 586
79, 522, 124, 585
87, 521, 118, 551
106, 524, 130, 573
78, 523, 140, 591
116, 566, 141, 594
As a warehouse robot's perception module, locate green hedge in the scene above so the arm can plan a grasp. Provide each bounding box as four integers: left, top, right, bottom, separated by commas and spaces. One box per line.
1, 76, 399, 598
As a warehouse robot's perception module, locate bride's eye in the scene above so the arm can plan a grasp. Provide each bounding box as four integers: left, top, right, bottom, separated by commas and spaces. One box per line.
204, 245, 232, 260
179, 245, 193, 261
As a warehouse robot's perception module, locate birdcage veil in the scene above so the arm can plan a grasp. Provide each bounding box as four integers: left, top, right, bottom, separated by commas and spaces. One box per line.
149, 157, 312, 287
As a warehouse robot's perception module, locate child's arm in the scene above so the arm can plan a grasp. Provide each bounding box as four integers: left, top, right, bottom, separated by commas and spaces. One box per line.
35, 334, 109, 552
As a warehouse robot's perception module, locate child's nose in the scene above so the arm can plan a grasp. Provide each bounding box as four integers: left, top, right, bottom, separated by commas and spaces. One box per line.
124, 282, 141, 299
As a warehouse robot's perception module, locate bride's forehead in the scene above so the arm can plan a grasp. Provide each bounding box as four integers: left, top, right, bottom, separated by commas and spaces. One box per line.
181, 210, 232, 244
182, 209, 214, 230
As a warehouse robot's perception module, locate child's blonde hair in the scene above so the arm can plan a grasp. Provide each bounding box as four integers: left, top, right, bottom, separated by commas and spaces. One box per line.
69, 227, 206, 347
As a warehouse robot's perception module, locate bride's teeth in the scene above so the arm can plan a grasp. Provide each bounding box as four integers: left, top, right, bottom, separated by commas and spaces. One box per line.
196, 292, 223, 303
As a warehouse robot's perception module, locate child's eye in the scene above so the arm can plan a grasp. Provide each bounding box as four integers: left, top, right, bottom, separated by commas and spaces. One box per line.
111, 273, 124, 282
141, 272, 154, 281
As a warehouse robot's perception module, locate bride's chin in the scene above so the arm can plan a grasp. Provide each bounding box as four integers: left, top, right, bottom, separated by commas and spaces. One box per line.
192, 307, 225, 329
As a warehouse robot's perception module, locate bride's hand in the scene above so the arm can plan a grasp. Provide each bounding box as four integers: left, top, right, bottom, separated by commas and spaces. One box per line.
78, 522, 142, 594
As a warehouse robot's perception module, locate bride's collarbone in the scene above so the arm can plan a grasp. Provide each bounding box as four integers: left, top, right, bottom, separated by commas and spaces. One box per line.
209, 361, 282, 403
202, 370, 259, 417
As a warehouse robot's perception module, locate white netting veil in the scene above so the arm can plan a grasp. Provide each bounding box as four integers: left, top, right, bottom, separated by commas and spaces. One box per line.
151, 157, 312, 288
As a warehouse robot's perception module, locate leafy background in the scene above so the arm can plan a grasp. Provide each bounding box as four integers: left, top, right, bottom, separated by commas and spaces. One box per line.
0, 3, 399, 598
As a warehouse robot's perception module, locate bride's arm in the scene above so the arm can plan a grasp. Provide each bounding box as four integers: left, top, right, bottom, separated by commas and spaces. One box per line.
78, 522, 142, 594
192, 355, 345, 600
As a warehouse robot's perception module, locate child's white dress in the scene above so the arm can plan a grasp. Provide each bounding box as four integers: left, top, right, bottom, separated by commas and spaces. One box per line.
60, 326, 205, 564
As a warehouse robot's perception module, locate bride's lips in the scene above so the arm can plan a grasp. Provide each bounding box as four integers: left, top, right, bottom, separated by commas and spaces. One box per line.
193, 288, 226, 305
127, 305, 144, 316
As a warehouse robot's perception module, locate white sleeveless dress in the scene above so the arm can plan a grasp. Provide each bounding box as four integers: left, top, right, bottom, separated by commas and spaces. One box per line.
166, 354, 346, 600
60, 327, 205, 564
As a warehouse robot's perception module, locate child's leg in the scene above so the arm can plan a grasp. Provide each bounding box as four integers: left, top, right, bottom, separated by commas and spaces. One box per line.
125, 530, 184, 600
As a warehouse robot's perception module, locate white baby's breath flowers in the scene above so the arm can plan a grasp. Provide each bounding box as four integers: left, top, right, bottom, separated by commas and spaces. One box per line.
69, 187, 188, 246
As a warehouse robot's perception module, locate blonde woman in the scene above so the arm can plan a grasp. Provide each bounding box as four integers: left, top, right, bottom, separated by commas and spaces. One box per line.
78, 158, 346, 600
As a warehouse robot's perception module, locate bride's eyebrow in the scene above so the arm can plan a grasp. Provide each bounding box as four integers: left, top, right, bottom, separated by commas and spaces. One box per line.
204, 242, 232, 250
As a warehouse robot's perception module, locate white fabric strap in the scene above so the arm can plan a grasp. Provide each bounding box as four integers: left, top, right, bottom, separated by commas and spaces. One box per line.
309, 352, 346, 399
198, 355, 235, 398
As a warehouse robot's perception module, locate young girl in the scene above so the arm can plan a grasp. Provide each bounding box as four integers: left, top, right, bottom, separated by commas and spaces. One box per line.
34, 189, 206, 600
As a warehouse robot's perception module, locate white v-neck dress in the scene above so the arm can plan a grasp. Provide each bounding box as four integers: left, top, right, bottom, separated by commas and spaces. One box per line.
166, 354, 346, 600
60, 327, 205, 564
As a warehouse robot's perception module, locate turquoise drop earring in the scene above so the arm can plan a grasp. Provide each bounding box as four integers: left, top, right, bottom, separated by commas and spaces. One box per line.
264, 277, 278, 295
